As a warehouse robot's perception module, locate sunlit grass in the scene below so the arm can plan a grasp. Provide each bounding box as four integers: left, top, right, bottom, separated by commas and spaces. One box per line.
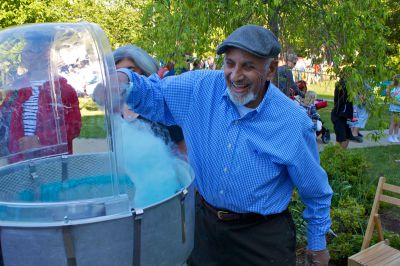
363, 145, 400, 186
78, 97, 106, 138
308, 79, 336, 100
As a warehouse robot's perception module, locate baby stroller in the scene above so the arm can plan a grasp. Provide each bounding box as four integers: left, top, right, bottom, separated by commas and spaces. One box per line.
295, 80, 331, 144
314, 99, 330, 144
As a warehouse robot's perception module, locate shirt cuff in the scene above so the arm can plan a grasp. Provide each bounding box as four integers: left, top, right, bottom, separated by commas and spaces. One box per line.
307, 233, 327, 251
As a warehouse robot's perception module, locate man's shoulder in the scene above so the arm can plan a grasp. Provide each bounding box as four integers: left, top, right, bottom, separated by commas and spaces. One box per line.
180, 70, 224, 86
192, 69, 224, 78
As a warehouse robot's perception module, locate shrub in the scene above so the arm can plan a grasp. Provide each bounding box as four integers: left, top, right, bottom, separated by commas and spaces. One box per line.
320, 145, 373, 264
385, 231, 400, 250
330, 197, 366, 234
289, 190, 307, 246
328, 233, 364, 265
79, 96, 100, 111
320, 144, 371, 206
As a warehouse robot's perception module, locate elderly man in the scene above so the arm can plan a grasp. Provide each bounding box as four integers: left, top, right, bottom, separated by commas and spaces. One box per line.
115, 25, 332, 266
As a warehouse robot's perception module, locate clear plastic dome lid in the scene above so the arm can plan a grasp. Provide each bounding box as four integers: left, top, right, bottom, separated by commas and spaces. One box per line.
0, 23, 131, 225
0, 22, 123, 161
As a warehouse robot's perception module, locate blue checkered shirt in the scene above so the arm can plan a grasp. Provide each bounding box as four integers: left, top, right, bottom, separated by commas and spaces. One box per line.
125, 69, 332, 251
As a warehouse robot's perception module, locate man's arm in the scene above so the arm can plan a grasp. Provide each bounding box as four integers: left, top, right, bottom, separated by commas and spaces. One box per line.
287, 118, 333, 252
123, 69, 202, 127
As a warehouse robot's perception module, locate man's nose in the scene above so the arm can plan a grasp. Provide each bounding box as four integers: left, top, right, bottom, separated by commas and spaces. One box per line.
231, 66, 243, 81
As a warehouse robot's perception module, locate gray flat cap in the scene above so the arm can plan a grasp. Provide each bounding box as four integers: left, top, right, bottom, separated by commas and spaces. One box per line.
216, 25, 281, 58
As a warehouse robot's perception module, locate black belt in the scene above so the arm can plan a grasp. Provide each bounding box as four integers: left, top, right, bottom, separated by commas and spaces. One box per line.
199, 195, 288, 222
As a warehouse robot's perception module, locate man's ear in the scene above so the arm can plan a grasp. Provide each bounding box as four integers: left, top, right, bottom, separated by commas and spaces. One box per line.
266, 60, 278, 80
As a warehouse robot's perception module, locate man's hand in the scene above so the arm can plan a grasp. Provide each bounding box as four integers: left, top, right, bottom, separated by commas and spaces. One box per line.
92, 72, 131, 109
306, 249, 330, 266
92, 83, 107, 106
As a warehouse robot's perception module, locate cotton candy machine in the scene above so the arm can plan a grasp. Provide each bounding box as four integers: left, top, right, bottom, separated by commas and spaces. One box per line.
0, 23, 194, 266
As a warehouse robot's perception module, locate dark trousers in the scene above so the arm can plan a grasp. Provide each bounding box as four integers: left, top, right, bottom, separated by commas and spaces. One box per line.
189, 196, 296, 266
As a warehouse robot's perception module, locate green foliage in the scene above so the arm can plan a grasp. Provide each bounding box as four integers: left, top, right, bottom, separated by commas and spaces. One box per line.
320, 145, 370, 205
386, 0, 400, 73
0, 0, 395, 89
0, 0, 60, 28
139, 0, 274, 64
328, 233, 364, 264
290, 143, 400, 263
79, 96, 100, 111
330, 197, 366, 234
0, 0, 146, 50
136, 0, 394, 135
289, 190, 307, 246
385, 231, 400, 250
317, 144, 400, 264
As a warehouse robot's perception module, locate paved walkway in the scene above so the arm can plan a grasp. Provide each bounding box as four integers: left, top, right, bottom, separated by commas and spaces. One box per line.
317, 129, 397, 151
73, 138, 108, 153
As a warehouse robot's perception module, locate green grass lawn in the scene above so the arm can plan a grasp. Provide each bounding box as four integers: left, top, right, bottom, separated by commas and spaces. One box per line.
79, 97, 107, 138
363, 145, 400, 186
308, 80, 335, 101
80, 114, 107, 138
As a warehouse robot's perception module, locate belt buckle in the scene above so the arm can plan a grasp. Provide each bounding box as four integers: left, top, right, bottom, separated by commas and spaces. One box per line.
217, 210, 229, 220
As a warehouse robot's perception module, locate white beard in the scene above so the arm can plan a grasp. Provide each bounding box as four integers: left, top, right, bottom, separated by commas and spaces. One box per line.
227, 89, 257, 106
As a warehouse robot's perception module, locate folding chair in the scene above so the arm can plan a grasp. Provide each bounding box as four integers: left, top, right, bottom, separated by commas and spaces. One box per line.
348, 176, 400, 266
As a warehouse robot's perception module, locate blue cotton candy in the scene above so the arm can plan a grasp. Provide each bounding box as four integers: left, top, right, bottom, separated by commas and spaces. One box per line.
18, 175, 134, 202
114, 116, 182, 208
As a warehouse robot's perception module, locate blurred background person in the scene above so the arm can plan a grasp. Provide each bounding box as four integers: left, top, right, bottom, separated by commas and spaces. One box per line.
0, 32, 81, 160
113, 44, 187, 156
205, 56, 216, 70
348, 86, 371, 143
277, 53, 305, 98
293, 56, 306, 81
386, 74, 400, 143
331, 71, 353, 149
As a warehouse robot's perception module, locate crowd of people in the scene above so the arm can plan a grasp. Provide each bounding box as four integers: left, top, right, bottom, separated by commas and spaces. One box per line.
292, 57, 333, 85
